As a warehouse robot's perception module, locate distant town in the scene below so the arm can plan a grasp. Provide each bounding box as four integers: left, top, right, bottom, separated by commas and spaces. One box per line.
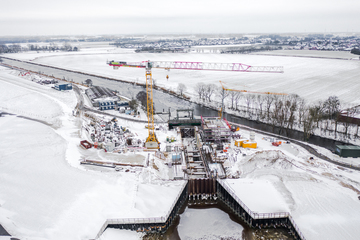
0, 33, 360, 55
114, 34, 360, 53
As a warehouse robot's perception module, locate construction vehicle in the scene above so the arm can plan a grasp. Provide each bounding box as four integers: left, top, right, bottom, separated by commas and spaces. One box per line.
272, 141, 282, 147
108, 60, 284, 149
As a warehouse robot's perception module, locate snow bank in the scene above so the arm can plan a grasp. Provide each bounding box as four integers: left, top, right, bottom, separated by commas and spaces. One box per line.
178, 207, 244, 240
227, 128, 360, 240
226, 179, 290, 213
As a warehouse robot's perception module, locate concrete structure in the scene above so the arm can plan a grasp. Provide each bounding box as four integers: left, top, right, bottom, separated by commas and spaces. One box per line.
97, 180, 305, 240
168, 109, 201, 130
201, 116, 231, 148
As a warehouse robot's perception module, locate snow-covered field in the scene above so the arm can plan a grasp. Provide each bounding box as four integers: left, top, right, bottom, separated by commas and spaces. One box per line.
1, 45, 360, 240
4, 45, 360, 107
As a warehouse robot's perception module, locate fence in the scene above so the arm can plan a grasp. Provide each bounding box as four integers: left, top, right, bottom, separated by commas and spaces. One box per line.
95, 181, 188, 239
217, 179, 305, 240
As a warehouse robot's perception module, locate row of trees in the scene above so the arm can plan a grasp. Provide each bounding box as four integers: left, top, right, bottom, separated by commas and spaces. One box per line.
0, 44, 22, 53
0, 43, 78, 54
192, 82, 359, 141
195, 82, 218, 102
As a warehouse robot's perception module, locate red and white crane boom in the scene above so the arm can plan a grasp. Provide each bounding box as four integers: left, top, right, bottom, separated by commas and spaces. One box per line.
108, 60, 284, 73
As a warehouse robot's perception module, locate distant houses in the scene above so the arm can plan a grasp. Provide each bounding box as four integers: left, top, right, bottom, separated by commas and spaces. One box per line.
338, 107, 360, 126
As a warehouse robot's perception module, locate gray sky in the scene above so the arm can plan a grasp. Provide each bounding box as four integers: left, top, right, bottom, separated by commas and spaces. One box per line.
1, 0, 359, 36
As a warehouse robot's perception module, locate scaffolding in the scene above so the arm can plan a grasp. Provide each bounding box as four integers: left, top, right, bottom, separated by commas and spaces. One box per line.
200, 116, 231, 148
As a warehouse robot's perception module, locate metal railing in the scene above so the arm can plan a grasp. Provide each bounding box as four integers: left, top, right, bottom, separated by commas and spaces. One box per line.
95, 181, 187, 239
218, 179, 305, 239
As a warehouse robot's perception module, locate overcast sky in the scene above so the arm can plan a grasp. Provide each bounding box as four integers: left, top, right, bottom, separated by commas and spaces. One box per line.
1, 0, 359, 36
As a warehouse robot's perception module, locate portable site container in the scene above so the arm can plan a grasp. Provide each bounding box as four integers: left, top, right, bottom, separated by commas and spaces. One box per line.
235, 139, 246, 147
335, 145, 360, 158
242, 141, 257, 149
117, 101, 129, 107
54, 83, 72, 91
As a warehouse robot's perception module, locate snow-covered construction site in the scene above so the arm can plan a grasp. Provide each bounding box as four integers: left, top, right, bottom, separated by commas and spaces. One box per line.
0, 43, 360, 240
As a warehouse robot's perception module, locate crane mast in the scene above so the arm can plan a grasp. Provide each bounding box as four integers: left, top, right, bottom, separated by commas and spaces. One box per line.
144, 62, 159, 149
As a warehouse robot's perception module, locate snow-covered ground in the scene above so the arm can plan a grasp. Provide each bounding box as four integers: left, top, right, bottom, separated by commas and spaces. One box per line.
1, 45, 360, 240
0, 66, 185, 240
177, 207, 244, 240
225, 133, 360, 239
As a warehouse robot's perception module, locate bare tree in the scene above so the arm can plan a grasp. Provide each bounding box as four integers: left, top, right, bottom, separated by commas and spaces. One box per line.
323, 95, 341, 137
303, 106, 317, 141
309, 101, 324, 128
323, 96, 341, 119
264, 94, 275, 121
228, 91, 238, 109
195, 82, 206, 100
129, 99, 139, 111
234, 92, 242, 111
271, 96, 286, 133
297, 98, 306, 126
245, 94, 255, 118
256, 95, 265, 119
62, 42, 73, 51
217, 86, 229, 115
204, 84, 217, 102
136, 91, 147, 110
285, 94, 300, 132
11, 44, 22, 53
85, 79, 93, 86
177, 83, 187, 96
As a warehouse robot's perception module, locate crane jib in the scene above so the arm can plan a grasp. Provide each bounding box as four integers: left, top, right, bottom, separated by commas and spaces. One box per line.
109, 64, 145, 68
108, 61, 284, 73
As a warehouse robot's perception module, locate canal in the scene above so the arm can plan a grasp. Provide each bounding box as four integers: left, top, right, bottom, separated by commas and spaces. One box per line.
1, 57, 346, 152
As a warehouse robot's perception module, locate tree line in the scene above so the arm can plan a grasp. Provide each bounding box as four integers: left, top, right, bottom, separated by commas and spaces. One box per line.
192, 82, 359, 142
0, 43, 78, 54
